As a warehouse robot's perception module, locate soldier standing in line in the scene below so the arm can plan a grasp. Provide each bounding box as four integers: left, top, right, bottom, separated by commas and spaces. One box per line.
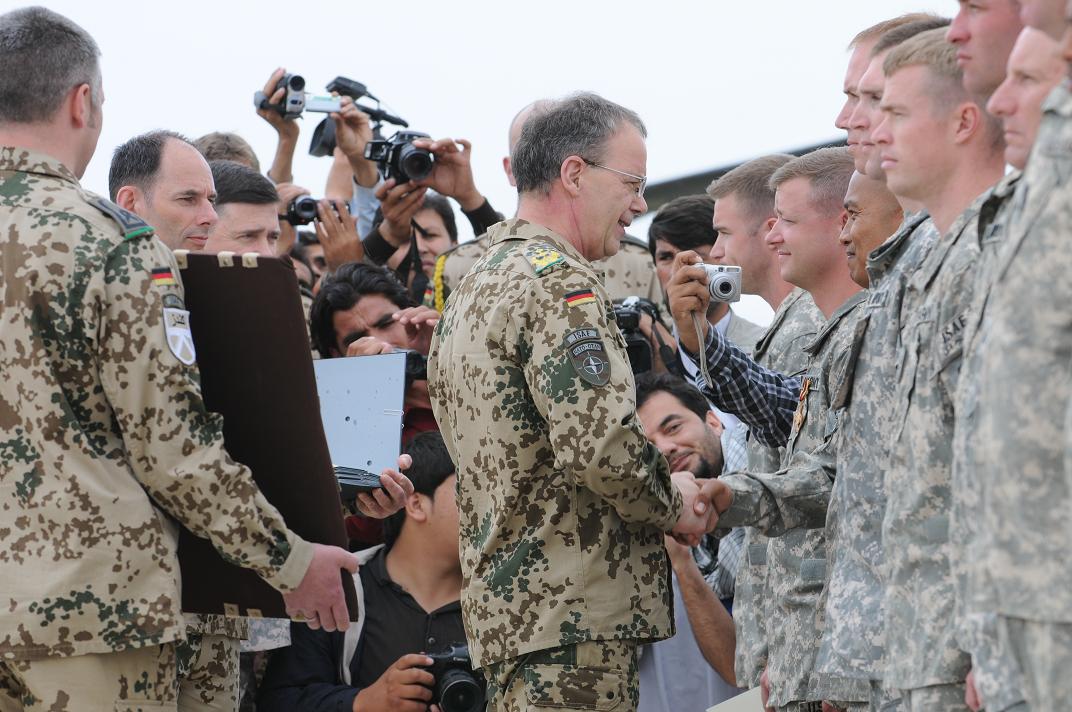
0, 8, 395, 710
428, 92, 714, 712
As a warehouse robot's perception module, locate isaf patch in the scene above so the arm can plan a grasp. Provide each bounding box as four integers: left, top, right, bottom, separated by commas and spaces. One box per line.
523, 243, 566, 276
564, 328, 611, 387
163, 306, 197, 365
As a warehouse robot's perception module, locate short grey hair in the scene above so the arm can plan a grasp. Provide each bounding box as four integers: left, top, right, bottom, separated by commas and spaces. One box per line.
511, 91, 646, 195
0, 7, 101, 124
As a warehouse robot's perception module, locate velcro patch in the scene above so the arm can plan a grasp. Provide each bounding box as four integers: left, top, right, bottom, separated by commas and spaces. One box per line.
564, 328, 610, 387
564, 289, 596, 307
164, 307, 196, 365
523, 243, 566, 276
152, 267, 177, 287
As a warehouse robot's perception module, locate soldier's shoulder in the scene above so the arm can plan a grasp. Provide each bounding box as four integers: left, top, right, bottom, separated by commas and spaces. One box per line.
82, 191, 155, 242
442, 236, 491, 261
618, 234, 649, 253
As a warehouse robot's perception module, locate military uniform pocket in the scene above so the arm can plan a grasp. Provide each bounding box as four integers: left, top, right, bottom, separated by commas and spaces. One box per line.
523, 664, 625, 710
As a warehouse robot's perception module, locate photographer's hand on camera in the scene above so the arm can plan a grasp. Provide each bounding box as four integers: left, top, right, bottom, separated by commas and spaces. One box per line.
314, 198, 364, 270
667, 250, 712, 354
332, 97, 379, 189
412, 137, 485, 212
375, 179, 428, 248
355, 453, 416, 520
352, 652, 436, 712
394, 305, 439, 355
273, 182, 310, 255
638, 310, 678, 374
257, 67, 300, 184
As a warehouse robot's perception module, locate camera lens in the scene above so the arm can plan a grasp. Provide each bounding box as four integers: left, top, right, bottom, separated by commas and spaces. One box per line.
287, 74, 306, 92
398, 144, 434, 182
717, 280, 732, 296
438, 670, 483, 712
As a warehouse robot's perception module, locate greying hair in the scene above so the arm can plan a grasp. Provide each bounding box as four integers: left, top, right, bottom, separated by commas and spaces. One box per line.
707, 154, 794, 231
850, 13, 946, 50
873, 17, 951, 57
769, 147, 855, 218
511, 91, 646, 195
0, 7, 101, 124
108, 130, 191, 201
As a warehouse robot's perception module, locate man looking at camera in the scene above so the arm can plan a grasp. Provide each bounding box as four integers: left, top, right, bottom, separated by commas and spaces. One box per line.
428, 92, 713, 712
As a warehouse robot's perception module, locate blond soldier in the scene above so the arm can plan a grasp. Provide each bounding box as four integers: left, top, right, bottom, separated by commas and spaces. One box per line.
429, 92, 713, 712
0, 8, 366, 710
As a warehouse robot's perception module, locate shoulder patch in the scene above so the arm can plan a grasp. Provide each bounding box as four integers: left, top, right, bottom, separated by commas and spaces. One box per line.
90, 196, 154, 240
564, 327, 611, 387
522, 243, 567, 276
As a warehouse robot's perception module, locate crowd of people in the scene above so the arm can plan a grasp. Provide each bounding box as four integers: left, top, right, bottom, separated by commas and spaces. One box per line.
1, 2, 1071, 712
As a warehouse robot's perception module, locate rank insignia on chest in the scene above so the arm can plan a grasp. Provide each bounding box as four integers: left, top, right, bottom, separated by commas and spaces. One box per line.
564, 327, 611, 387
152, 266, 177, 287
564, 289, 596, 307
523, 244, 566, 276
793, 377, 812, 433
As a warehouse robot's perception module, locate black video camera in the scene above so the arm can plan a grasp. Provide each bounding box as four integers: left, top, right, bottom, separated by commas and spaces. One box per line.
397, 348, 428, 386
283, 195, 318, 226
425, 643, 485, 712
254, 73, 306, 120
364, 131, 435, 184
308, 75, 410, 157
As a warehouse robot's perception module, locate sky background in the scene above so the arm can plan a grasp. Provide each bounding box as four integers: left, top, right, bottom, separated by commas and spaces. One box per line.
45, 0, 949, 323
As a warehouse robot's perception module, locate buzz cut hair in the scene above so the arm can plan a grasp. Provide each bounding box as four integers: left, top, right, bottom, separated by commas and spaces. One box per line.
0, 7, 101, 124
849, 13, 947, 50
769, 147, 856, 218
108, 129, 191, 201
872, 16, 952, 57
883, 27, 966, 107
706, 154, 794, 231
511, 91, 646, 195
209, 160, 278, 209
194, 132, 261, 173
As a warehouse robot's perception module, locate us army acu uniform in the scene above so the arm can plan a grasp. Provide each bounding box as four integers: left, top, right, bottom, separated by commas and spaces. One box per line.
431, 232, 660, 311
812, 213, 939, 711
882, 194, 995, 710
972, 83, 1072, 711
952, 172, 1028, 712
428, 218, 682, 712
0, 148, 315, 711
715, 292, 869, 712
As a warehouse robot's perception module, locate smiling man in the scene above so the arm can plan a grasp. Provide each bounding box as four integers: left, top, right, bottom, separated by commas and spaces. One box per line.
429, 92, 714, 712
839, 171, 904, 288
110, 129, 217, 250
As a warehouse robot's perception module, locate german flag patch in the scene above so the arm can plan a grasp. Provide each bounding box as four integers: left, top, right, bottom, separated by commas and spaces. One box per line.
151, 267, 177, 287
564, 289, 596, 307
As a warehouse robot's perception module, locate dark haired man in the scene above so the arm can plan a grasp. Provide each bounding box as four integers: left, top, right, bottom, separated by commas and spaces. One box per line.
205, 160, 280, 256
259, 431, 466, 712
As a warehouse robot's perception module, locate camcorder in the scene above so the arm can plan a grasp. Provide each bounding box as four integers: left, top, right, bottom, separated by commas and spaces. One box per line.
424, 643, 485, 712
307, 75, 410, 157
282, 195, 318, 226
364, 131, 435, 184
612, 296, 681, 376
701, 264, 742, 303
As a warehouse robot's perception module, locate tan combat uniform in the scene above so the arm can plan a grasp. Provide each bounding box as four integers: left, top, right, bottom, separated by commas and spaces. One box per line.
0, 148, 313, 710
429, 218, 682, 712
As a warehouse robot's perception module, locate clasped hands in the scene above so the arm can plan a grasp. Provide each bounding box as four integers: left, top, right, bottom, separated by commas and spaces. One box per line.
669, 472, 735, 546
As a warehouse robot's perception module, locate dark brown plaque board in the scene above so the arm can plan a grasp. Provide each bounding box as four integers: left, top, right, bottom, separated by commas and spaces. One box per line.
176, 251, 357, 620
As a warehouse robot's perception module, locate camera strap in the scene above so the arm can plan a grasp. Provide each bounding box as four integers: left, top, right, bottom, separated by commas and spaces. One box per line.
691, 311, 714, 390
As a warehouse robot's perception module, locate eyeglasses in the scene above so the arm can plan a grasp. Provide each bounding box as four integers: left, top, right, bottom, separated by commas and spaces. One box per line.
583, 159, 647, 198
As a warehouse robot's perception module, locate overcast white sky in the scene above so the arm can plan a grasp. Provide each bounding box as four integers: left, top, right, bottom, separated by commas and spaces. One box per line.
44, 0, 949, 323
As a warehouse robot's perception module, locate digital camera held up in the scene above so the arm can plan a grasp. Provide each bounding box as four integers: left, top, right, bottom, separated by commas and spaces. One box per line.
701, 264, 742, 303
282, 196, 318, 226
364, 131, 435, 183
254, 73, 306, 120
424, 643, 485, 712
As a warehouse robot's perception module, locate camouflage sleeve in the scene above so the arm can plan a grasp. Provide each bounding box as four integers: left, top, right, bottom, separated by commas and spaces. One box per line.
518, 269, 683, 531
717, 429, 835, 536
962, 613, 1027, 711
98, 236, 313, 591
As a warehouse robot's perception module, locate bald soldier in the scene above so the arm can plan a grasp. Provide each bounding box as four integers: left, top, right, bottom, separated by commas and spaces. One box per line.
0, 8, 375, 710
430, 99, 661, 309
428, 92, 714, 712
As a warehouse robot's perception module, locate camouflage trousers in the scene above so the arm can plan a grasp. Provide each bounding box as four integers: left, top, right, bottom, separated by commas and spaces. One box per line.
900, 683, 968, 712
485, 640, 638, 711
868, 680, 903, 712
998, 615, 1072, 711
0, 643, 178, 711
175, 634, 239, 712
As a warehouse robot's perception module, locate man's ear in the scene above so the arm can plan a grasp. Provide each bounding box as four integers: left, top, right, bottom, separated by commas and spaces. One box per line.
839, 207, 849, 230
954, 101, 983, 146
114, 185, 140, 212
405, 492, 429, 524
560, 155, 586, 198
704, 409, 724, 436
68, 83, 93, 130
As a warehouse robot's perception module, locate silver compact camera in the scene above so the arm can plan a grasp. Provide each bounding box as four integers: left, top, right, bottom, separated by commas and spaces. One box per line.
701, 264, 742, 303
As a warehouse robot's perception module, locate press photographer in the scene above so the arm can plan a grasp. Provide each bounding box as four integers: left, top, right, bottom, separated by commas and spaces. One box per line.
258, 432, 481, 712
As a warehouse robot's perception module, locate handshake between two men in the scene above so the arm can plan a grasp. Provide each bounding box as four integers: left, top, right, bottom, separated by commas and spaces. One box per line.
668, 471, 734, 546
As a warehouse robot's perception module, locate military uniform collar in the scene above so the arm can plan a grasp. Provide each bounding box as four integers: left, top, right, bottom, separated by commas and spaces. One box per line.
753, 287, 810, 360
803, 290, 868, 357
866, 210, 929, 279
488, 218, 591, 267
0, 146, 80, 185
1042, 81, 1072, 118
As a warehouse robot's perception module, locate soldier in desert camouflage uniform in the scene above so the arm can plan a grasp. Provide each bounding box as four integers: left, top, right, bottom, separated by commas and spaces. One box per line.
0, 8, 362, 711
428, 92, 713, 712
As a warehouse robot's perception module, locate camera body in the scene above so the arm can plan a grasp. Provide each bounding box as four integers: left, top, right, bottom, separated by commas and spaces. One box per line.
283, 196, 319, 226
425, 643, 485, 712
701, 264, 742, 303
401, 349, 428, 383
364, 131, 435, 183
254, 73, 306, 120
612, 296, 663, 375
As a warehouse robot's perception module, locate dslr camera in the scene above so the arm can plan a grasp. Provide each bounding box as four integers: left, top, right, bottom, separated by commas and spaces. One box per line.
364, 131, 435, 183
282, 195, 318, 226
612, 296, 660, 375
425, 643, 485, 712
701, 264, 742, 303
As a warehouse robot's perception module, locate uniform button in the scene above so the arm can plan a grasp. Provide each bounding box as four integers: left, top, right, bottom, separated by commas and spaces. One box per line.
428, 637, 436, 647
606, 691, 615, 699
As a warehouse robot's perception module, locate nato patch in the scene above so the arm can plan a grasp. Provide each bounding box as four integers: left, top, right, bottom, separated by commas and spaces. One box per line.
564, 327, 611, 387
523, 243, 566, 276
